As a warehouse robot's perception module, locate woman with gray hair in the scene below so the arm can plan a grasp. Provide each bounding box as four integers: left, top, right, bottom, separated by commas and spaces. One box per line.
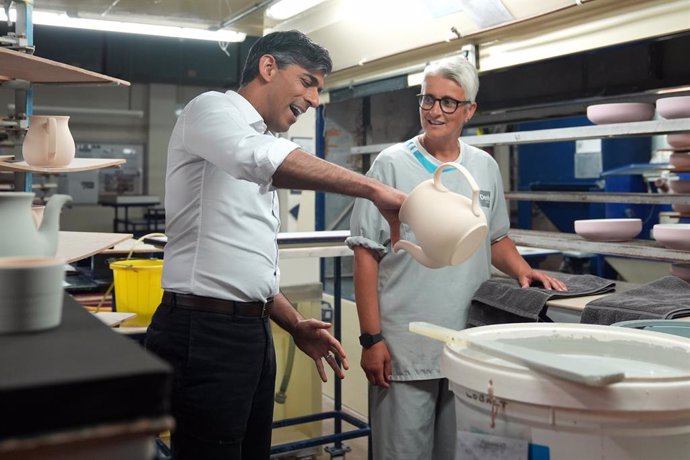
347, 56, 565, 459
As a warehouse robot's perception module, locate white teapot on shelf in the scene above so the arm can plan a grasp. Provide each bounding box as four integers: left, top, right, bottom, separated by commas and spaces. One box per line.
0, 192, 72, 257
394, 162, 488, 269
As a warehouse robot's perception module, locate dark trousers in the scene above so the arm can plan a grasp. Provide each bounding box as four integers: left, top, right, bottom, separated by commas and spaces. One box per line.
145, 302, 276, 460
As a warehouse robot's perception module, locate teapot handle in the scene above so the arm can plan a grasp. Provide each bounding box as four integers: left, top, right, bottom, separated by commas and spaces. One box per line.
46, 117, 57, 161
433, 162, 483, 217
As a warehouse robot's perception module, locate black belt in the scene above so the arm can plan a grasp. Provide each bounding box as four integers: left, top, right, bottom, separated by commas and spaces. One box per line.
162, 291, 272, 318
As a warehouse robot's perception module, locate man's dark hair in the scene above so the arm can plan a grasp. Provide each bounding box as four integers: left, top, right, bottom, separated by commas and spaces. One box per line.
240, 30, 332, 86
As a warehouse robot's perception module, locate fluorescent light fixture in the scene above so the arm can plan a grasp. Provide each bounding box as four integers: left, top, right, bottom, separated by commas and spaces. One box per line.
407, 71, 424, 87
0, 9, 245, 42
266, 0, 327, 20
656, 86, 690, 95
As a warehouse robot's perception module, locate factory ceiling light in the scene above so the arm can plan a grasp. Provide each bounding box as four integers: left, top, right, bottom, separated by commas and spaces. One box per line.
0, 8, 246, 42
266, 0, 327, 20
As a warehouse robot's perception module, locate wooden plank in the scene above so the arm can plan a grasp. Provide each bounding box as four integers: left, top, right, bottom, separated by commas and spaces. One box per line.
0, 158, 125, 173
0, 48, 130, 86
509, 229, 690, 263
101, 239, 163, 254
57, 231, 132, 263
506, 191, 690, 205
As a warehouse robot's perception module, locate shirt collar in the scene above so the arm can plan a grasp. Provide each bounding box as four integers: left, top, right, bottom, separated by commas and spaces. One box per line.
224, 90, 270, 134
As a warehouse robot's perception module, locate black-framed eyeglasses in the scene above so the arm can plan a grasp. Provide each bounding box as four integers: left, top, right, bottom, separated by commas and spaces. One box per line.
417, 94, 471, 114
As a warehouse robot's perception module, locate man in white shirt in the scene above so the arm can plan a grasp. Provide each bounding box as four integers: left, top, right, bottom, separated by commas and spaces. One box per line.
145, 30, 406, 460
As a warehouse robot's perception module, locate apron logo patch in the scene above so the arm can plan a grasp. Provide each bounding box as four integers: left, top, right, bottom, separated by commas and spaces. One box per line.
479, 190, 491, 208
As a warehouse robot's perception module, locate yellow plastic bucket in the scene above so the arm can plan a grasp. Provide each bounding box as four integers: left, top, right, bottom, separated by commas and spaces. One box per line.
109, 259, 164, 327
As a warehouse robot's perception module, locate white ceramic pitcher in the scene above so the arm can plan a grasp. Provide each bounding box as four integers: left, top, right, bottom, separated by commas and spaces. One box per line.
394, 162, 488, 268
22, 115, 75, 167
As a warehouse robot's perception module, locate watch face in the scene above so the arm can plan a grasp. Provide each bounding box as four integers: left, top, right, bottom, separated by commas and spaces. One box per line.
359, 333, 382, 348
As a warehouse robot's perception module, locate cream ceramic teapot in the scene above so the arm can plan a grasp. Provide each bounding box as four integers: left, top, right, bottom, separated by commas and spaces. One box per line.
22, 115, 75, 167
0, 192, 72, 257
394, 162, 488, 268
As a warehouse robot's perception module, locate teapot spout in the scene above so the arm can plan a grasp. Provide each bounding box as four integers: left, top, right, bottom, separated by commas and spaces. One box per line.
393, 239, 446, 269
39, 194, 72, 256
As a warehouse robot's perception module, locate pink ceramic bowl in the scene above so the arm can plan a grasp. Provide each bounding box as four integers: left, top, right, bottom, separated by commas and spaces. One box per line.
574, 218, 642, 242
586, 103, 655, 125
670, 153, 690, 169
667, 133, 690, 149
653, 223, 690, 250
672, 203, 690, 214
670, 179, 690, 194
657, 96, 690, 119
671, 263, 690, 282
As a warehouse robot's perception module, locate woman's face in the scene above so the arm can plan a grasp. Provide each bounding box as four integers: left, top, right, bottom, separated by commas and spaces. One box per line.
419, 75, 477, 141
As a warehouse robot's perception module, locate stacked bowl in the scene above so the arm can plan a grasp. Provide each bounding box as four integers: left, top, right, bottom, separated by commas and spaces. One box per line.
658, 96, 690, 173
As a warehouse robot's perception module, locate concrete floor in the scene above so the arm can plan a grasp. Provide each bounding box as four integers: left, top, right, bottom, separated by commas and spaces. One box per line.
273, 395, 369, 460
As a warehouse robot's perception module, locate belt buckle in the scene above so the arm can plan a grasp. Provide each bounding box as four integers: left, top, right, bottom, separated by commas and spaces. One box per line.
260, 302, 269, 318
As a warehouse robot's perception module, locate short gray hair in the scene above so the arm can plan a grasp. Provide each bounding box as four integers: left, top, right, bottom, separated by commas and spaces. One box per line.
422, 56, 479, 102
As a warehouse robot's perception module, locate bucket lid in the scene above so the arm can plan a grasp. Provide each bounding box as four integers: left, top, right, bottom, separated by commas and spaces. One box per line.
442, 323, 690, 412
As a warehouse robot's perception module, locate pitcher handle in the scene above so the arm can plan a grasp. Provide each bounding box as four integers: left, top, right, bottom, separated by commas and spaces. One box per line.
46, 117, 57, 161
433, 162, 482, 217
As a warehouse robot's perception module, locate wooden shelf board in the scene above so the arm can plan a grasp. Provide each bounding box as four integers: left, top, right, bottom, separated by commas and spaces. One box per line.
57, 231, 133, 263
0, 158, 125, 173
505, 191, 690, 205
0, 155, 14, 161
509, 229, 690, 263
0, 48, 130, 86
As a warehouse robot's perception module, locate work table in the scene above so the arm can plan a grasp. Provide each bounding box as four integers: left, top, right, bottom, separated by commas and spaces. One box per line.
0, 294, 172, 458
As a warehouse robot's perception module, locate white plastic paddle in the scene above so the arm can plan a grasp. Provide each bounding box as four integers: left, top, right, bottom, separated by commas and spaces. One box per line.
410, 322, 625, 387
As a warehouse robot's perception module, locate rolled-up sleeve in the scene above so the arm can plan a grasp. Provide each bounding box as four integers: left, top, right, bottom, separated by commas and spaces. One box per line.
181, 92, 299, 186
347, 165, 391, 257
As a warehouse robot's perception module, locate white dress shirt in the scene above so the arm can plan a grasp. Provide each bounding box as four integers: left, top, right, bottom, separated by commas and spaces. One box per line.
162, 90, 300, 302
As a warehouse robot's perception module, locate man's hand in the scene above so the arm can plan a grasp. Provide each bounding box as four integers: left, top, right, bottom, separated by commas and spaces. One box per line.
292, 319, 349, 382
372, 185, 406, 246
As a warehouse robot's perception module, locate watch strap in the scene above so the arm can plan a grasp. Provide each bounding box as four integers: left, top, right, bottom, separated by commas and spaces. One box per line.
359, 332, 384, 348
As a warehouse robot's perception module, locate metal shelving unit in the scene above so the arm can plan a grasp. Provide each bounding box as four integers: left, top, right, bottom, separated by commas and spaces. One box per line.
493, 119, 690, 264
0, 5, 134, 262
350, 118, 690, 155
0, 8, 130, 194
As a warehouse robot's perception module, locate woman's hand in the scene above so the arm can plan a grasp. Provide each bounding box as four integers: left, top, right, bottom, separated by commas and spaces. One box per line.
518, 270, 567, 291
360, 341, 392, 388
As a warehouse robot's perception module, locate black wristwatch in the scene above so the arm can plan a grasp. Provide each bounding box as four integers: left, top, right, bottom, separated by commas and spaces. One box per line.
359, 332, 384, 349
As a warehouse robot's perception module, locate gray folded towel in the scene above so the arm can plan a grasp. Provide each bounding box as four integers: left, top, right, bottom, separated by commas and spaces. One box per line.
467, 274, 616, 327
581, 276, 690, 325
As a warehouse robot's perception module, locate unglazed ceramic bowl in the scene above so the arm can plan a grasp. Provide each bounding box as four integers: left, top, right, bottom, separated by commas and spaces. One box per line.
671, 263, 690, 282
586, 103, 655, 125
670, 179, 690, 194
657, 96, 690, 119
667, 133, 690, 149
653, 223, 690, 250
670, 153, 690, 169
672, 203, 690, 214
574, 218, 642, 242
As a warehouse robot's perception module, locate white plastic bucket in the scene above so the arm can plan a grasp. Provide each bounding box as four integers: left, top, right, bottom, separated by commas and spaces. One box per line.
442, 323, 690, 460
